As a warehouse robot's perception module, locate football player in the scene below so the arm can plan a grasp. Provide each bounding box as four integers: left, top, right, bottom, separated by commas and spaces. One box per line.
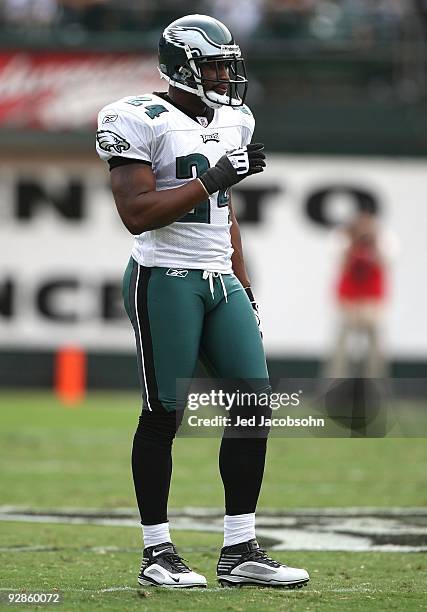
96, 14, 309, 589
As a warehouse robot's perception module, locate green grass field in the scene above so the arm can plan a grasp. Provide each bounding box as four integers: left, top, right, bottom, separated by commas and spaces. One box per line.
0, 392, 426, 610
1, 524, 426, 611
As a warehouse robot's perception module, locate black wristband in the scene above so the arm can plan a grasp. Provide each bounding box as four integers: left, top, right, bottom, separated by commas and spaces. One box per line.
199, 167, 224, 196
245, 287, 255, 302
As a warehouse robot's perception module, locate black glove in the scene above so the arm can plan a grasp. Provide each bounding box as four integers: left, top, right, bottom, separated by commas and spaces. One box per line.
199, 143, 266, 195
245, 287, 263, 338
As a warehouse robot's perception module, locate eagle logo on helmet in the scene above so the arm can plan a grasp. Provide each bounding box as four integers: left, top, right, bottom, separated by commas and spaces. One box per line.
164, 25, 242, 59
164, 25, 226, 56
96, 130, 130, 154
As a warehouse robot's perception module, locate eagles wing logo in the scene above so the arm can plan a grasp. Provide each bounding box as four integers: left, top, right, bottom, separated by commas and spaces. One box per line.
164, 25, 241, 57
201, 133, 220, 144
164, 25, 206, 48
96, 130, 130, 154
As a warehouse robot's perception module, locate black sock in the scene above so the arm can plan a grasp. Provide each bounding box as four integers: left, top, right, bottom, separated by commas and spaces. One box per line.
219, 436, 267, 515
131, 409, 182, 525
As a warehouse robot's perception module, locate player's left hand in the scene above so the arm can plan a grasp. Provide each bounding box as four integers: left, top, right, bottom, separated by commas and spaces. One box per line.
198, 143, 266, 195
245, 287, 263, 338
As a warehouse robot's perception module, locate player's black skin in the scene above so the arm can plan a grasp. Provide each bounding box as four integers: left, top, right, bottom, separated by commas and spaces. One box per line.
110, 139, 207, 235
168, 60, 228, 115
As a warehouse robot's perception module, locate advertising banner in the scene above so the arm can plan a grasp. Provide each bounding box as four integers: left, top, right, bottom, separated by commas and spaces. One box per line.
0, 155, 425, 358
0, 51, 161, 129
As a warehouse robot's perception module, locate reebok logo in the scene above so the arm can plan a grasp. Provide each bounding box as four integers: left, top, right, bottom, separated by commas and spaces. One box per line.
201, 133, 220, 144
166, 269, 188, 278
101, 113, 118, 124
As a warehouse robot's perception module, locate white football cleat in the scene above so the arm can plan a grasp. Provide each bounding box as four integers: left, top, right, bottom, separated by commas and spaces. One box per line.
138, 542, 207, 588
217, 539, 309, 588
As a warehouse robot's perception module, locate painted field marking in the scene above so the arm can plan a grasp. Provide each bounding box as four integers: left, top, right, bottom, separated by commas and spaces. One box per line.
0, 507, 426, 553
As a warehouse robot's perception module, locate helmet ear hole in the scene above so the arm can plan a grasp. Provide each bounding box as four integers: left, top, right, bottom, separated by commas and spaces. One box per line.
178, 65, 192, 80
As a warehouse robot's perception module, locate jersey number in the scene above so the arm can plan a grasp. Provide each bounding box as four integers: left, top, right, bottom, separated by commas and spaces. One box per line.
176, 153, 230, 224
145, 105, 168, 119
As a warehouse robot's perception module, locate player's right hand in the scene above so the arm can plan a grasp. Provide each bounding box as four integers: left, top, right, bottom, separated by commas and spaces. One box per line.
199, 143, 266, 195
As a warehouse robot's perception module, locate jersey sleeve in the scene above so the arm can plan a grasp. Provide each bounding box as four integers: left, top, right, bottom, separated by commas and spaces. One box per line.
240, 104, 255, 147
96, 107, 153, 164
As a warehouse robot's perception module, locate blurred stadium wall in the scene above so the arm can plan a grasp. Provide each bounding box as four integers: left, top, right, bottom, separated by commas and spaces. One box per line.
0, 2, 426, 389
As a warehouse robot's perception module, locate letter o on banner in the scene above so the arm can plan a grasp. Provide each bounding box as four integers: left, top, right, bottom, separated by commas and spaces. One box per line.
306, 185, 380, 228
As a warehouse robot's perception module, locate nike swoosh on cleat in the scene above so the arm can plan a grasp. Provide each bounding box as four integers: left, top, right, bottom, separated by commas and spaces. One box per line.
170, 576, 180, 583
152, 548, 173, 557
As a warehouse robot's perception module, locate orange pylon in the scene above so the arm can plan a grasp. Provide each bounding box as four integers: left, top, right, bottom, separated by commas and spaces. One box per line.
55, 346, 86, 405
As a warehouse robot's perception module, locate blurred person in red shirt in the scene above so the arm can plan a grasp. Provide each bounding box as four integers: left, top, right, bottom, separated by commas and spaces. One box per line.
328, 211, 395, 379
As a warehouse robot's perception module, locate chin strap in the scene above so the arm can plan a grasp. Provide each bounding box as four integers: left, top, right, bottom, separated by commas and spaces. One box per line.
202, 90, 242, 109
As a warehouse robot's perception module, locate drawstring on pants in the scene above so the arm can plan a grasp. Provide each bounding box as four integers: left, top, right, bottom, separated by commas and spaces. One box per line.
202, 271, 228, 303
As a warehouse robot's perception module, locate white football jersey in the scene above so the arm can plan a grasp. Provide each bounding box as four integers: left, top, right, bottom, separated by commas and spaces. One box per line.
96, 93, 255, 273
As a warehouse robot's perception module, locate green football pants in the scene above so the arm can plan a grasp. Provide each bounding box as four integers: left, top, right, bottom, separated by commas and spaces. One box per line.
122, 258, 269, 412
